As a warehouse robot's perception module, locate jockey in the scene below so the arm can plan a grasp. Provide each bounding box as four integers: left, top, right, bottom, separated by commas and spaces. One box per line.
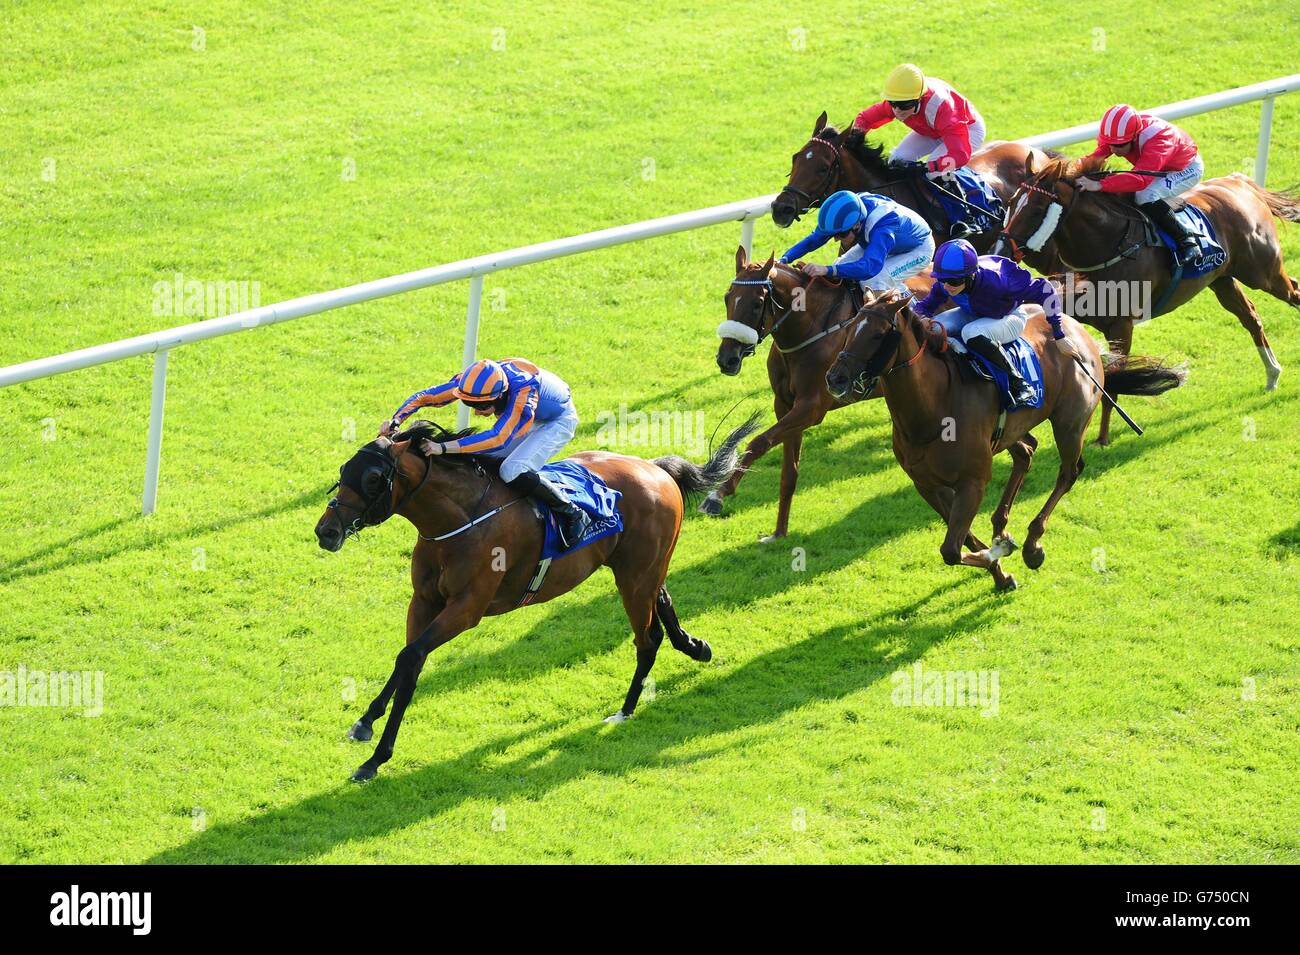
378, 357, 591, 548
779, 190, 934, 292
1076, 104, 1204, 267
853, 63, 988, 236
912, 239, 1066, 406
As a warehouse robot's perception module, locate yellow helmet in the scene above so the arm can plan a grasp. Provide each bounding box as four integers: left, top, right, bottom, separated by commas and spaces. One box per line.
882, 63, 926, 101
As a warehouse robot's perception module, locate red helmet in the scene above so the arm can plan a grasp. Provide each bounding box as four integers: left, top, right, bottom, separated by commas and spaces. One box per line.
1098, 104, 1140, 146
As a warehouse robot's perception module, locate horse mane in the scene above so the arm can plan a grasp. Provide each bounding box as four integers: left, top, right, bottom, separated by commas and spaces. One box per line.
816, 123, 891, 174
394, 419, 500, 472
1038, 152, 1108, 183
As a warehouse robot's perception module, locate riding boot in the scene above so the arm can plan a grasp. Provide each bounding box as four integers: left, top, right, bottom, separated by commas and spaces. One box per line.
966, 334, 1035, 405
1140, 199, 1200, 268
528, 474, 592, 550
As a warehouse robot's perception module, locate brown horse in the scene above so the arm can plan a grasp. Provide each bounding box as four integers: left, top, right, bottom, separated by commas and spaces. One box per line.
770, 112, 1062, 273
826, 291, 1185, 589
993, 155, 1300, 444
707, 246, 931, 541
314, 417, 757, 781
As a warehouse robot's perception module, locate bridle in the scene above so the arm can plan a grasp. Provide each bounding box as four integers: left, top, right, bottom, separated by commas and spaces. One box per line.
999, 173, 1149, 272
835, 298, 939, 398
776, 135, 842, 219
325, 444, 433, 541
728, 268, 867, 356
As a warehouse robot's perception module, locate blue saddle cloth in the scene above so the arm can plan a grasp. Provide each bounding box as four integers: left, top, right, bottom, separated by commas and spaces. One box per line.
966, 337, 1045, 411
932, 168, 1003, 232
1155, 203, 1226, 277
537, 460, 624, 561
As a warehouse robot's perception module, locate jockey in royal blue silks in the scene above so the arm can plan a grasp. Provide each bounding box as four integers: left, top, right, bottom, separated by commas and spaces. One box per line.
378, 357, 591, 548
912, 239, 1067, 405
779, 190, 935, 292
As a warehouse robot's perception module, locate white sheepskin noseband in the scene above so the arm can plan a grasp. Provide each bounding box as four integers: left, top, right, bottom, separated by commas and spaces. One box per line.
716, 320, 759, 345
1027, 202, 1063, 252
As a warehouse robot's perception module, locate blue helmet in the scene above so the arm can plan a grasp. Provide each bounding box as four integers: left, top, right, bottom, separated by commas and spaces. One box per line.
818, 190, 866, 235
932, 239, 979, 281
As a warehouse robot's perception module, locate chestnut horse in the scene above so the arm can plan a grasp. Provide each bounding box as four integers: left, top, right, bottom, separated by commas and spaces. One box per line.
993, 155, 1300, 444
770, 112, 1062, 274
826, 291, 1185, 590
315, 417, 757, 781
707, 246, 929, 541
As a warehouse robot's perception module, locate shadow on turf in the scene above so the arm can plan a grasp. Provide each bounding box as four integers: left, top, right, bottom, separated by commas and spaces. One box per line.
0, 486, 331, 585
145, 578, 986, 864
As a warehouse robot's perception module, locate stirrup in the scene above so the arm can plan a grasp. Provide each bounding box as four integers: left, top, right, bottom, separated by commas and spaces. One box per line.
949, 220, 977, 239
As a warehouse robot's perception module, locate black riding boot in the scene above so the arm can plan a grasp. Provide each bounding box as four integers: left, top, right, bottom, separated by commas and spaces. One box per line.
510, 471, 591, 550
966, 335, 1035, 405
1140, 199, 1199, 268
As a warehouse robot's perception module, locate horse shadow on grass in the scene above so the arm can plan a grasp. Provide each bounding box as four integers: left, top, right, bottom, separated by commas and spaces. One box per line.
145, 577, 988, 864
0, 486, 332, 586
363, 477, 936, 715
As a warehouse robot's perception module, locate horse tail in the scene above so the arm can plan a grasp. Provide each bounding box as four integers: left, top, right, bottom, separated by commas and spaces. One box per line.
1102, 354, 1188, 397
653, 413, 761, 503
1235, 175, 1300, 223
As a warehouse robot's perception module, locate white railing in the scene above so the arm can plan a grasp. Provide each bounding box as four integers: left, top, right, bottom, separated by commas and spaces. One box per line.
2, 74, 1297, 513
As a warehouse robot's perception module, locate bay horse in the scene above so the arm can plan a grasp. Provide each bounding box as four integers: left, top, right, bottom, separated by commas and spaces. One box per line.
707, 245, 930, 541
826, 290, 1185, 590
770, 112, 1063, 273
314, 416, 758, 782
993, 154, 1300, 444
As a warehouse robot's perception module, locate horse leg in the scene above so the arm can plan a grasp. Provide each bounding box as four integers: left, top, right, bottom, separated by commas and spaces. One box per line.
990, 436, 1038, 542
656, 586, 712, 662
765, 426, 806, 543
348, 591, 443, 743
605, 577, 665, 724
918, 483, 989, 552
1095, 319, 1132, 446
1212, 276, 1282, 391
351, 598, 480, 782
937, 479, 1018, 591
1022, 413, 1088, 570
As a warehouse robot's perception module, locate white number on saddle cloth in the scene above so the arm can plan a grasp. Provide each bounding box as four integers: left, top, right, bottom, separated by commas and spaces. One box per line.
592, 484, 619, 515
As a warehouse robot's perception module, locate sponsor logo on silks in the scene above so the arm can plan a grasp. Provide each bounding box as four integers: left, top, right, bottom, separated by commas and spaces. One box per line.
49, 885, 151, 936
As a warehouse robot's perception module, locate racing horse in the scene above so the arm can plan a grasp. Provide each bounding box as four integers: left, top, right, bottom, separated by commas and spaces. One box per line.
707, 245, 930, 541
993, 154, 1300, 444
315, 416, 758, 781
770, 112, 1063, 273
826, 290, 1185, 589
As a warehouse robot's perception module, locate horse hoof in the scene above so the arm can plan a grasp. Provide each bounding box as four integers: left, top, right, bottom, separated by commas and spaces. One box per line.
347, 720, 373, 742
997, 575, 1019, 592
351, 764, 377, 783
603, 711, 630, 725
758, 532, 786, 544
1023, 544, 1045, 570
695, 640, 713, 663
698, 495, 723, 517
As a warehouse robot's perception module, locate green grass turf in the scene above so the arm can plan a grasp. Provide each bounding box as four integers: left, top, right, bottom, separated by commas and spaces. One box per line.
1, 0, 1297, 863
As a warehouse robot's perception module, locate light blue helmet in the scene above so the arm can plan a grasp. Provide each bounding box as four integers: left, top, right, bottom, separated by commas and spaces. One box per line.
818, 190, 867, 235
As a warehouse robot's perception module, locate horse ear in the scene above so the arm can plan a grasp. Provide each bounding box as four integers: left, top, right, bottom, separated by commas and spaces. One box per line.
736, 244, 749, 271
814, 110, 828, 135
762, 253, 775, 273
1026, 153, 1037, 177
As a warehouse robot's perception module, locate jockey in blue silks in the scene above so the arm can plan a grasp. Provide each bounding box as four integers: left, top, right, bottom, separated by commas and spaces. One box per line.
779, 190, 934, 291
912, 239, 1068, 405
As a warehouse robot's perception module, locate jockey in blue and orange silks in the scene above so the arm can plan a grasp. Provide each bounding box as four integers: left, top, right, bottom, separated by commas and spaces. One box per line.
378, 357, 591, 547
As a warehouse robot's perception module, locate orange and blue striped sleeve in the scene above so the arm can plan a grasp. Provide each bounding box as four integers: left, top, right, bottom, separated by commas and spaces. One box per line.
443, 384, 538, 454
391, 377, 460, 423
